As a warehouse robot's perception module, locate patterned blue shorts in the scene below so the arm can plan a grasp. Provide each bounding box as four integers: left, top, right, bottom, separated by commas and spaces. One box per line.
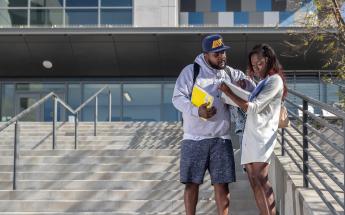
180, 138, 236, 184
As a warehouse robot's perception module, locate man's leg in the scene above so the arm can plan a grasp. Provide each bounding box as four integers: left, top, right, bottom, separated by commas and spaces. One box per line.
180, 139, 209, 215
209, 138, 235, 215
184, 183, 199, 215
214, 183, 230, 215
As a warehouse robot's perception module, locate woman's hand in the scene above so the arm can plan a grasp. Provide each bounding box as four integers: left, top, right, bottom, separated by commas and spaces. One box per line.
219, 83, 233, 96
237, 80, 246, 89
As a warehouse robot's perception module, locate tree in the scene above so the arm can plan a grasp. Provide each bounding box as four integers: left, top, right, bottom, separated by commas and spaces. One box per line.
284, 0, 345, 109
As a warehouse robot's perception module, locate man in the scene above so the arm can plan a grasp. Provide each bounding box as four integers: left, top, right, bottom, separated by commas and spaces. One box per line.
172, 34, 254, 215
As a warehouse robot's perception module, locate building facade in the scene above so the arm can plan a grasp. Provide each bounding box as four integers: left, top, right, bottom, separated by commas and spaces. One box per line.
0, 0, 341, 122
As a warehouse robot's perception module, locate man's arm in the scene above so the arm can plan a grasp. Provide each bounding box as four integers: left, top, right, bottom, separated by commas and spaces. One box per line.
225, 67, 256, 91
172, 65, 199, 118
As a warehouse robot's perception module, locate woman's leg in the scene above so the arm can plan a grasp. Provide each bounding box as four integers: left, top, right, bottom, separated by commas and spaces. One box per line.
245, 163, 276, 215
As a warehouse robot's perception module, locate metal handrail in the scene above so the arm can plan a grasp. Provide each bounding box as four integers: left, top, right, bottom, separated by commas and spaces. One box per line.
0, 85, 112, 190
280, 87, 345, 214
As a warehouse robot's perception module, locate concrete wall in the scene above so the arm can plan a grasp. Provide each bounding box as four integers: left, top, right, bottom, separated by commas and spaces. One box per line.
133, 0, 178, 27
269, 148, 333, 215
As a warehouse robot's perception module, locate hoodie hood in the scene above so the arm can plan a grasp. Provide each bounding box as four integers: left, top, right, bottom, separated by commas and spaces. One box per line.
195, 53, 218, 72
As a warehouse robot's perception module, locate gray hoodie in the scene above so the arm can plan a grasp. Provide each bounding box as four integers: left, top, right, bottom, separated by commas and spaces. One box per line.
172, 53, 251, 140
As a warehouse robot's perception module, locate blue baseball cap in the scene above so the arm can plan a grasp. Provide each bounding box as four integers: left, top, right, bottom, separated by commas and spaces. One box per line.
202, 34, 230, 53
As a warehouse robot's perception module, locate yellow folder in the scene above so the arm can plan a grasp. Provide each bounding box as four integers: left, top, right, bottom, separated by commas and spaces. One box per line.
191, 85, 214, 108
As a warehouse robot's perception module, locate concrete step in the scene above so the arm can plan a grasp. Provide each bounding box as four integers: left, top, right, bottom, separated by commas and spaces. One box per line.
0, 164, 180, 172
0, 199, 254, 213
2, 179, 253, 191
0, 149, 181, 156
0, 190, 216, 201
0, 156, 179, 165
0, 170, 249, 181
0, 140, 181, 146
0, 122, 258, 214
0, 145, 180, 150
0, 172, 181, 181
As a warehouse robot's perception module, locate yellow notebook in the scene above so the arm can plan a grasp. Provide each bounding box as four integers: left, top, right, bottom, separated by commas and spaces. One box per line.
191, 85, 214, 108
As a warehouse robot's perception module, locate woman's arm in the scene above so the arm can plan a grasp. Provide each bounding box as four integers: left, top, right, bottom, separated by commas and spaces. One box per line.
219, 83, 249, 112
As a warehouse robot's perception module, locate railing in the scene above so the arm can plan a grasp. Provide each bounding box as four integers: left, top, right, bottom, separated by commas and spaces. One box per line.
279, 88, 345, 214
0, 85, 112, 190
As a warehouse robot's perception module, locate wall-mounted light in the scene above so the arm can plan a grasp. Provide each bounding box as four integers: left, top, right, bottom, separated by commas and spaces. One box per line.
42, 60, 53, 69
123, 92, 132, 102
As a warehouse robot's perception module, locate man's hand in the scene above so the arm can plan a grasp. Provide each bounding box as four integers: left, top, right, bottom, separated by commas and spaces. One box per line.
198, 102, 217, 119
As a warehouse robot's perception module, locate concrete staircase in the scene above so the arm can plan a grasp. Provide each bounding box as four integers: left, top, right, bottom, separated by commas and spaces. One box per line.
0, 122, 257, 214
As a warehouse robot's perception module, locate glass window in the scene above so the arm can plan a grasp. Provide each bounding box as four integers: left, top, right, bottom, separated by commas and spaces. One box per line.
256, 0, 272, 11
162, 84, 179, 121
43, 97, 63, 121
123, 84, 161, 121
234, 12, 248, 26
7, 9, 27, 26
65, 9, 98, 25
66, 0, 98, 7
211, 0, 226, 12
279, 12, 294, 27
30, 9, 63, 26
109, 84, 121, 121
188, 12, 203, 25
42, 83, 65, 92
68, 84, 81, 109
180, 0, 196, 12
0, 9, 12, 26
15, 83, 64, 92
101, 0, 132, 7
326, 84, 340, 104
8, 0, 28, 7
30, 0, 63, 7
101, 9, 132, 25
82, 84, 113, 121
1, 84, 15, 122
295, 76, 320, 100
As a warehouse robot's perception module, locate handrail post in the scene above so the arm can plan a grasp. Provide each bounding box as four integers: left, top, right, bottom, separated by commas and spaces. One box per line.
74, 112, 78, 150
13, 121, 19, 190
52, 96, 57, 150
302, 99, 309, 187
281, 128, 285, 156
108, 90, 112, 122
94, 96, 98, 136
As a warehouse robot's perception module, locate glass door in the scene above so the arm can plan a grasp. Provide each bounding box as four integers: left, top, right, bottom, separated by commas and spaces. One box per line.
43, 93, 65, 122
15, 93, 41, 121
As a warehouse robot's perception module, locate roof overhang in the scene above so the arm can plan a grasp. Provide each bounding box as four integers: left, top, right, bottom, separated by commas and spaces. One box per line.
0, 28, 333, 78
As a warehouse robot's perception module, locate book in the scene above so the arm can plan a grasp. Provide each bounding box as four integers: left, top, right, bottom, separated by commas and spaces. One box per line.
221, 80, 250, 107
191, 85, 214, 108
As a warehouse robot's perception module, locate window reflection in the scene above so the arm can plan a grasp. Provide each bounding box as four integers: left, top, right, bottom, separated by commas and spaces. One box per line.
101, 0, 132, 7
31, 0, 63, 7
65, 9, 97, 25
162, 84, 178, 121
8, 0, 28, 7
30, 9, 63, 26
1, 84, 15, 122
82, 84, 120, 121
66, 0, 98, 7
5, 9, 28, 26
123, 84, 161, 121
101, 9, 132, 25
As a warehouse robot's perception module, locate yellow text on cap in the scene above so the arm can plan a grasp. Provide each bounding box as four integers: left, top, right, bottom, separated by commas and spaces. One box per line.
212, 39, 223, 49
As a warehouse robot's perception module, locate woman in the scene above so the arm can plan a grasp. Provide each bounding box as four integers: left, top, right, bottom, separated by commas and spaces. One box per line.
219, 44, 287, 215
